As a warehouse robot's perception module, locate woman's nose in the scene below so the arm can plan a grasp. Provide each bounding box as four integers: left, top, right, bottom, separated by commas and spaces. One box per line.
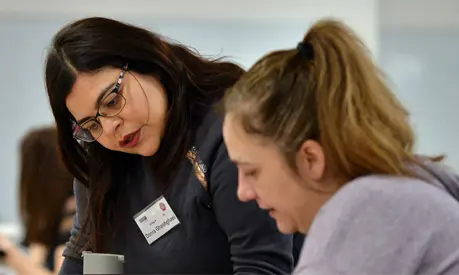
99, 116, 122, 136
237, 177, 257, 202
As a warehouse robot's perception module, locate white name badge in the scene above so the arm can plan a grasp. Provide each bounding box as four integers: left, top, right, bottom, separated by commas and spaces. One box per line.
133, 196, 180, 245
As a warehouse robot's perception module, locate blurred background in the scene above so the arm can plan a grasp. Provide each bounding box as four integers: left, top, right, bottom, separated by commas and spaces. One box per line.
0, 0, 457, 247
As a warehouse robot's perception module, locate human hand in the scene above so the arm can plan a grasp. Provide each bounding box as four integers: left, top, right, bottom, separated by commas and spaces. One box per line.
0, 234, 14, 258
0, 234, 53, 275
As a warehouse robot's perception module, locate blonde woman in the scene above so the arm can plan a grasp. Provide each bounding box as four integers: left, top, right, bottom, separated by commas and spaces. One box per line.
222, 19, 459, 274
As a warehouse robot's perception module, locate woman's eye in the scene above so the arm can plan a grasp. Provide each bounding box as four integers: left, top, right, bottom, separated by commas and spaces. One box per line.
86, 122, 99, 131
105, 94, 119, 108
107, 99, 117, 107
244, 170, 258, 178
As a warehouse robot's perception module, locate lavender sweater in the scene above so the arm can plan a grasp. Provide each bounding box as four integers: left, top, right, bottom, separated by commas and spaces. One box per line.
295, 160, 459, 274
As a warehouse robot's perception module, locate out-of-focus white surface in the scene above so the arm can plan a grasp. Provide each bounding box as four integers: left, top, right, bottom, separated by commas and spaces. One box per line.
0, 0, 379, 55
381, 0, 459, 29
0, 223, 22, 243
5, 0, 459, 29
380, 29, 459, 170
1, 0, 374, 21
0, 265, 15, 275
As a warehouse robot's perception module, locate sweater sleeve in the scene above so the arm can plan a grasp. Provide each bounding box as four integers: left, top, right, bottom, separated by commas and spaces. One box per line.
58, 180, 88, 274
210, 142, 295, 274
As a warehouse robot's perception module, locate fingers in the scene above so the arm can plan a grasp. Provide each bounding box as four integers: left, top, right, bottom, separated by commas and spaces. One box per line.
0, 234, 13, 253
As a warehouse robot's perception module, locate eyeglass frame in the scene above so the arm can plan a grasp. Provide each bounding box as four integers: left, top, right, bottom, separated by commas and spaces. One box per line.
72, 64, 129, 143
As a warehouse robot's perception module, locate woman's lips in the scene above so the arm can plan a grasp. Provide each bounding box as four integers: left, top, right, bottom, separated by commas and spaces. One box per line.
119, 128, 141, 148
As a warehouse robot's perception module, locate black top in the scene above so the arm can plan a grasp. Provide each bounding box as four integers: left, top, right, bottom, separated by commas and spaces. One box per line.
60, 108, 304, 274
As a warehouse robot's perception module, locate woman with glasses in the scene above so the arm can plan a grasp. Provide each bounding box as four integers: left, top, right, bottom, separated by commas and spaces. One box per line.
44, 17, 303, 274
222, 19, 459, 274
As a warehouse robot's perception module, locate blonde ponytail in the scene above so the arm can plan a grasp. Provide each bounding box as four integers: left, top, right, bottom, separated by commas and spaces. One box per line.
224, 18, 432, 182
304, 19, 415, 179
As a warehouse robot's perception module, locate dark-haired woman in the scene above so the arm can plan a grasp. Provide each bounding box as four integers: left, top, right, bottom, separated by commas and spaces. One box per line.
44, 17, 303, 274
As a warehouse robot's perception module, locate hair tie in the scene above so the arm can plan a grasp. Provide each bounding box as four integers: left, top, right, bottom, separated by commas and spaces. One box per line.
297, 42, 314, 60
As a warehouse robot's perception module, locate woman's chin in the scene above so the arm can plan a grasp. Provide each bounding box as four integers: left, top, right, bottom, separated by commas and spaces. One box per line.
136, 138, 160, 157
275, 218, 297, 234
138, 148, 158, 157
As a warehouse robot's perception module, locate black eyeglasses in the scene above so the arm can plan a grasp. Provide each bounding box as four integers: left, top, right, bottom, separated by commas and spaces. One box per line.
72, 64, 128, 142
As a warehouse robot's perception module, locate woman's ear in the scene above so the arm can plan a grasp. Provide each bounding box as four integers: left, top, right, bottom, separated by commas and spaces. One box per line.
295, 140, 326, 187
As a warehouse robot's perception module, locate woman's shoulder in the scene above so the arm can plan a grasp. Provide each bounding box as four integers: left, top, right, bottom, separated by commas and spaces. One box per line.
301, 174, 459, 273
344, 173, 456, 200
192, 108, 224, 149
72, 179, 89, 213
313, 173, 459, 237
325, 174, 459, 217
73, 179, 89, 197
189, 108, 227, 168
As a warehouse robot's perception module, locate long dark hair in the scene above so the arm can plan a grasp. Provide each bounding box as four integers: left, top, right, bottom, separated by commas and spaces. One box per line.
44, 17, 244, 252
19, 126, 74, 248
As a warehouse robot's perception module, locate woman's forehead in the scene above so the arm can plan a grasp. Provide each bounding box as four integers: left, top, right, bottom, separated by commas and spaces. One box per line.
65, 68, 120, 119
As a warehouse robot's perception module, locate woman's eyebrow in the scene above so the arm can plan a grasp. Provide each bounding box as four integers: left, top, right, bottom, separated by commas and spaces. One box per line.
76, 81, 116, 125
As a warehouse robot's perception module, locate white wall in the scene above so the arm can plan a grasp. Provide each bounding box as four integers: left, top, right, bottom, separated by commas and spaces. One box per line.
379, 0, 459, 170
0, 0, 380, 55
380, 0, 459, 30
0, 0, 379, 227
